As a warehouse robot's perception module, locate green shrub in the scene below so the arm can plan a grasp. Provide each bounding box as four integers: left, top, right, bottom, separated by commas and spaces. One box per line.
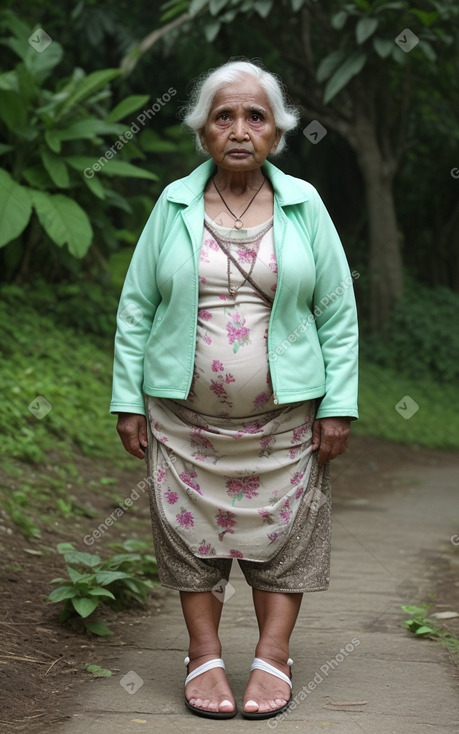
48, 540, 159, 635
361, 283, 459, 382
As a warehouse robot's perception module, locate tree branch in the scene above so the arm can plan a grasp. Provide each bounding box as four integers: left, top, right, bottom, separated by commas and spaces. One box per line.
120, 12, 190, 76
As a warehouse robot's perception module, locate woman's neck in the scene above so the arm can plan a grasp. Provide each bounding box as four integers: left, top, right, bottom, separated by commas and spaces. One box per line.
212, 167, 266, 195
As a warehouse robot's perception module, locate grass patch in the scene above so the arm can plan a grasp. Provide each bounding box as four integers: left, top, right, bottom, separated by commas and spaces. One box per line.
355, 361, 459, 452
402, 603, 459, 656
0, 283, 131, 467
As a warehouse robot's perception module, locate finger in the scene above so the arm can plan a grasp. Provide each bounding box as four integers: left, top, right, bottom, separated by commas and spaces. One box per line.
311, 420, 321, 451
138, 417, 148, 448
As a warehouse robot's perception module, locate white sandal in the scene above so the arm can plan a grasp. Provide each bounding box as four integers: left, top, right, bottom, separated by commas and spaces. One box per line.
242, 656, 293, 720
184, 656, 237, 719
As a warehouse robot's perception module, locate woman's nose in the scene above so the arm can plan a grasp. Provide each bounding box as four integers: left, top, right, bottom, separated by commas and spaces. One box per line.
231, 117, 249, 140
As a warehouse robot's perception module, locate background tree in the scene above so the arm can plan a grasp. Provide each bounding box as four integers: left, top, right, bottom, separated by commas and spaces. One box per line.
132, 0, 459, 329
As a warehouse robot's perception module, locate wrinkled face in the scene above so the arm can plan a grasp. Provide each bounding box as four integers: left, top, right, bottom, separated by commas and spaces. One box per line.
200, 76, 281, 172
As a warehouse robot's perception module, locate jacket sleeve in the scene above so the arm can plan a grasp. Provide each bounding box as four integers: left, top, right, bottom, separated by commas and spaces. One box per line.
109, 191, 168, 415
308, 187, 359, 420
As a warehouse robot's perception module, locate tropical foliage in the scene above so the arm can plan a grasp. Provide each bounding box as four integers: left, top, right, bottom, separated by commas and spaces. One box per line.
0, 11, 159, 281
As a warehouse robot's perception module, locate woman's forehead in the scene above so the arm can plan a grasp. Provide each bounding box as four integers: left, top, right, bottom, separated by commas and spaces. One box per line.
210, 80, 272, 112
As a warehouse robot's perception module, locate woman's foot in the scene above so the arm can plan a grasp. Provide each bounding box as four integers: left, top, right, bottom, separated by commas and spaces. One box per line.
185, 654, 237, 717
242, 656, 292, 716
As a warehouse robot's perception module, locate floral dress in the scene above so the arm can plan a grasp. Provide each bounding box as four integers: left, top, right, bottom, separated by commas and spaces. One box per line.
146, 215, 321, 562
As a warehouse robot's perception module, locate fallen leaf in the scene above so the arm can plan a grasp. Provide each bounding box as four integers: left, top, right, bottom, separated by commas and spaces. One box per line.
430, 611, 459, 620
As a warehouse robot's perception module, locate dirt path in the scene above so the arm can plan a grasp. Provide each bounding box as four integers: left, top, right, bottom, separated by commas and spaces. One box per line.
1, 435, 458, 732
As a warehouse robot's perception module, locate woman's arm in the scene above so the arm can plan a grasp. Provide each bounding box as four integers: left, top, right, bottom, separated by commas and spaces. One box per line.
110, 191, 168, 416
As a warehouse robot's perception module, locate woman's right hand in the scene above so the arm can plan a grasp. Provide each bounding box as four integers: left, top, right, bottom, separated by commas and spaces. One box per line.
116, 413, 148, 459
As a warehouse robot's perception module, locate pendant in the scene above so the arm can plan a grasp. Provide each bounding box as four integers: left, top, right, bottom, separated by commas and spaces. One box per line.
234, 219, 243, 230
229, 287, 237, 296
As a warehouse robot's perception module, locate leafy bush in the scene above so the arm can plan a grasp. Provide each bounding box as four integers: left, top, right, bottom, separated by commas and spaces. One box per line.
48, 540, 159, 636
361, 283, 459, 382
0, 11, 158, 281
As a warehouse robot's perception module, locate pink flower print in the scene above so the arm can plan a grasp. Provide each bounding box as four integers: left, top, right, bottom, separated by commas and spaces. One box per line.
200, 276, 207, 284
225, 373, 235, 384
156, 466, 166, 484
290, 471, 305, 487
269, 253, 277, 273
267, 531, 280, 544
225, 475, 260, 505
230, 549, 244, 558
216, 508, 237, 540
258, 508, 274, 524
253, 392, 270, 408
176, 507, 194, 530
271, 283, 277, 292
198, 540, 214, 556
259, 435, 275, 457
179, 469, 202, 495
237, 247, 257, 263
152, 421, 168, 443
218, 294, 228, 301
203, 333, 212, 345
201, 237, 219, 262
234, 421, 264, 439
280, 498, 292, 524
296, 486, 304, 499
225, 310, 250, 352
210, 378, 227, 398
190, 427, 215, 457
291, 425, 310, 444
199, 309, 212, 321
164, 488, 179, 504
212, 360, 224, 372
209, 376, 232, 407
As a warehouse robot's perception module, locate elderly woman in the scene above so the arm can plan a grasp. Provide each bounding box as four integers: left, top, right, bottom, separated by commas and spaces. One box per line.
111, 59, 358, 720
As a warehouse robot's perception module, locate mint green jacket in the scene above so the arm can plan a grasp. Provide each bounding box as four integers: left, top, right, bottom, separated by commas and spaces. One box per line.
110, 159, 359, 419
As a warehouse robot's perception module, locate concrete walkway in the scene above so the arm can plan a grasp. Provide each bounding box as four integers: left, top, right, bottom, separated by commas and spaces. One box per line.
52, 439, 459, 734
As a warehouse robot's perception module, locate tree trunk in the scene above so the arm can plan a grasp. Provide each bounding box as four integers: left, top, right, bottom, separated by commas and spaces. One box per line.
352, 112, 403, 330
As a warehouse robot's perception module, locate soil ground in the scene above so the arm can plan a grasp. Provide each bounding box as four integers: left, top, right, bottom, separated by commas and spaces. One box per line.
1, 434, 458, 732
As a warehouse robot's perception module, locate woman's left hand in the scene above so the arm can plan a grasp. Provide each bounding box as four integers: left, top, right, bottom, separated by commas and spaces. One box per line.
311, 417, 351, 466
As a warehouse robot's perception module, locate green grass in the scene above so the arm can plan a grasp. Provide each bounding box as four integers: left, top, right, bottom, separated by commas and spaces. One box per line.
0, 284, 129, 466
356, 360, 459, 452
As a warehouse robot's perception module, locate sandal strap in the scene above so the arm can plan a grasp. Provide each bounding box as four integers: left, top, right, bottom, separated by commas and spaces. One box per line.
250, 657, 293, 689
184, 656, 225, 686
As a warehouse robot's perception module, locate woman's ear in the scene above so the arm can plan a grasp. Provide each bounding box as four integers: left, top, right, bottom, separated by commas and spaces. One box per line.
199, 131, 207, 151
271, 129, 281, 153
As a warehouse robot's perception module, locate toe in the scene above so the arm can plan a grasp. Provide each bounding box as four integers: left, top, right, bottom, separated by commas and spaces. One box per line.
219, 699, 234, 712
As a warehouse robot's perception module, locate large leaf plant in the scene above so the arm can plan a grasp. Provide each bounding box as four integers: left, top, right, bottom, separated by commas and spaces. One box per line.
0, 11, 158, 279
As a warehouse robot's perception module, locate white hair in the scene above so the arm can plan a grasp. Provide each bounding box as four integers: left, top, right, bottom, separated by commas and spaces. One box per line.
182, 60, 300, 155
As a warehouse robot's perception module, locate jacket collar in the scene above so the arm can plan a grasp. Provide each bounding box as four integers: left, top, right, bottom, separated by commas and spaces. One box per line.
166, 158, 310, 207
